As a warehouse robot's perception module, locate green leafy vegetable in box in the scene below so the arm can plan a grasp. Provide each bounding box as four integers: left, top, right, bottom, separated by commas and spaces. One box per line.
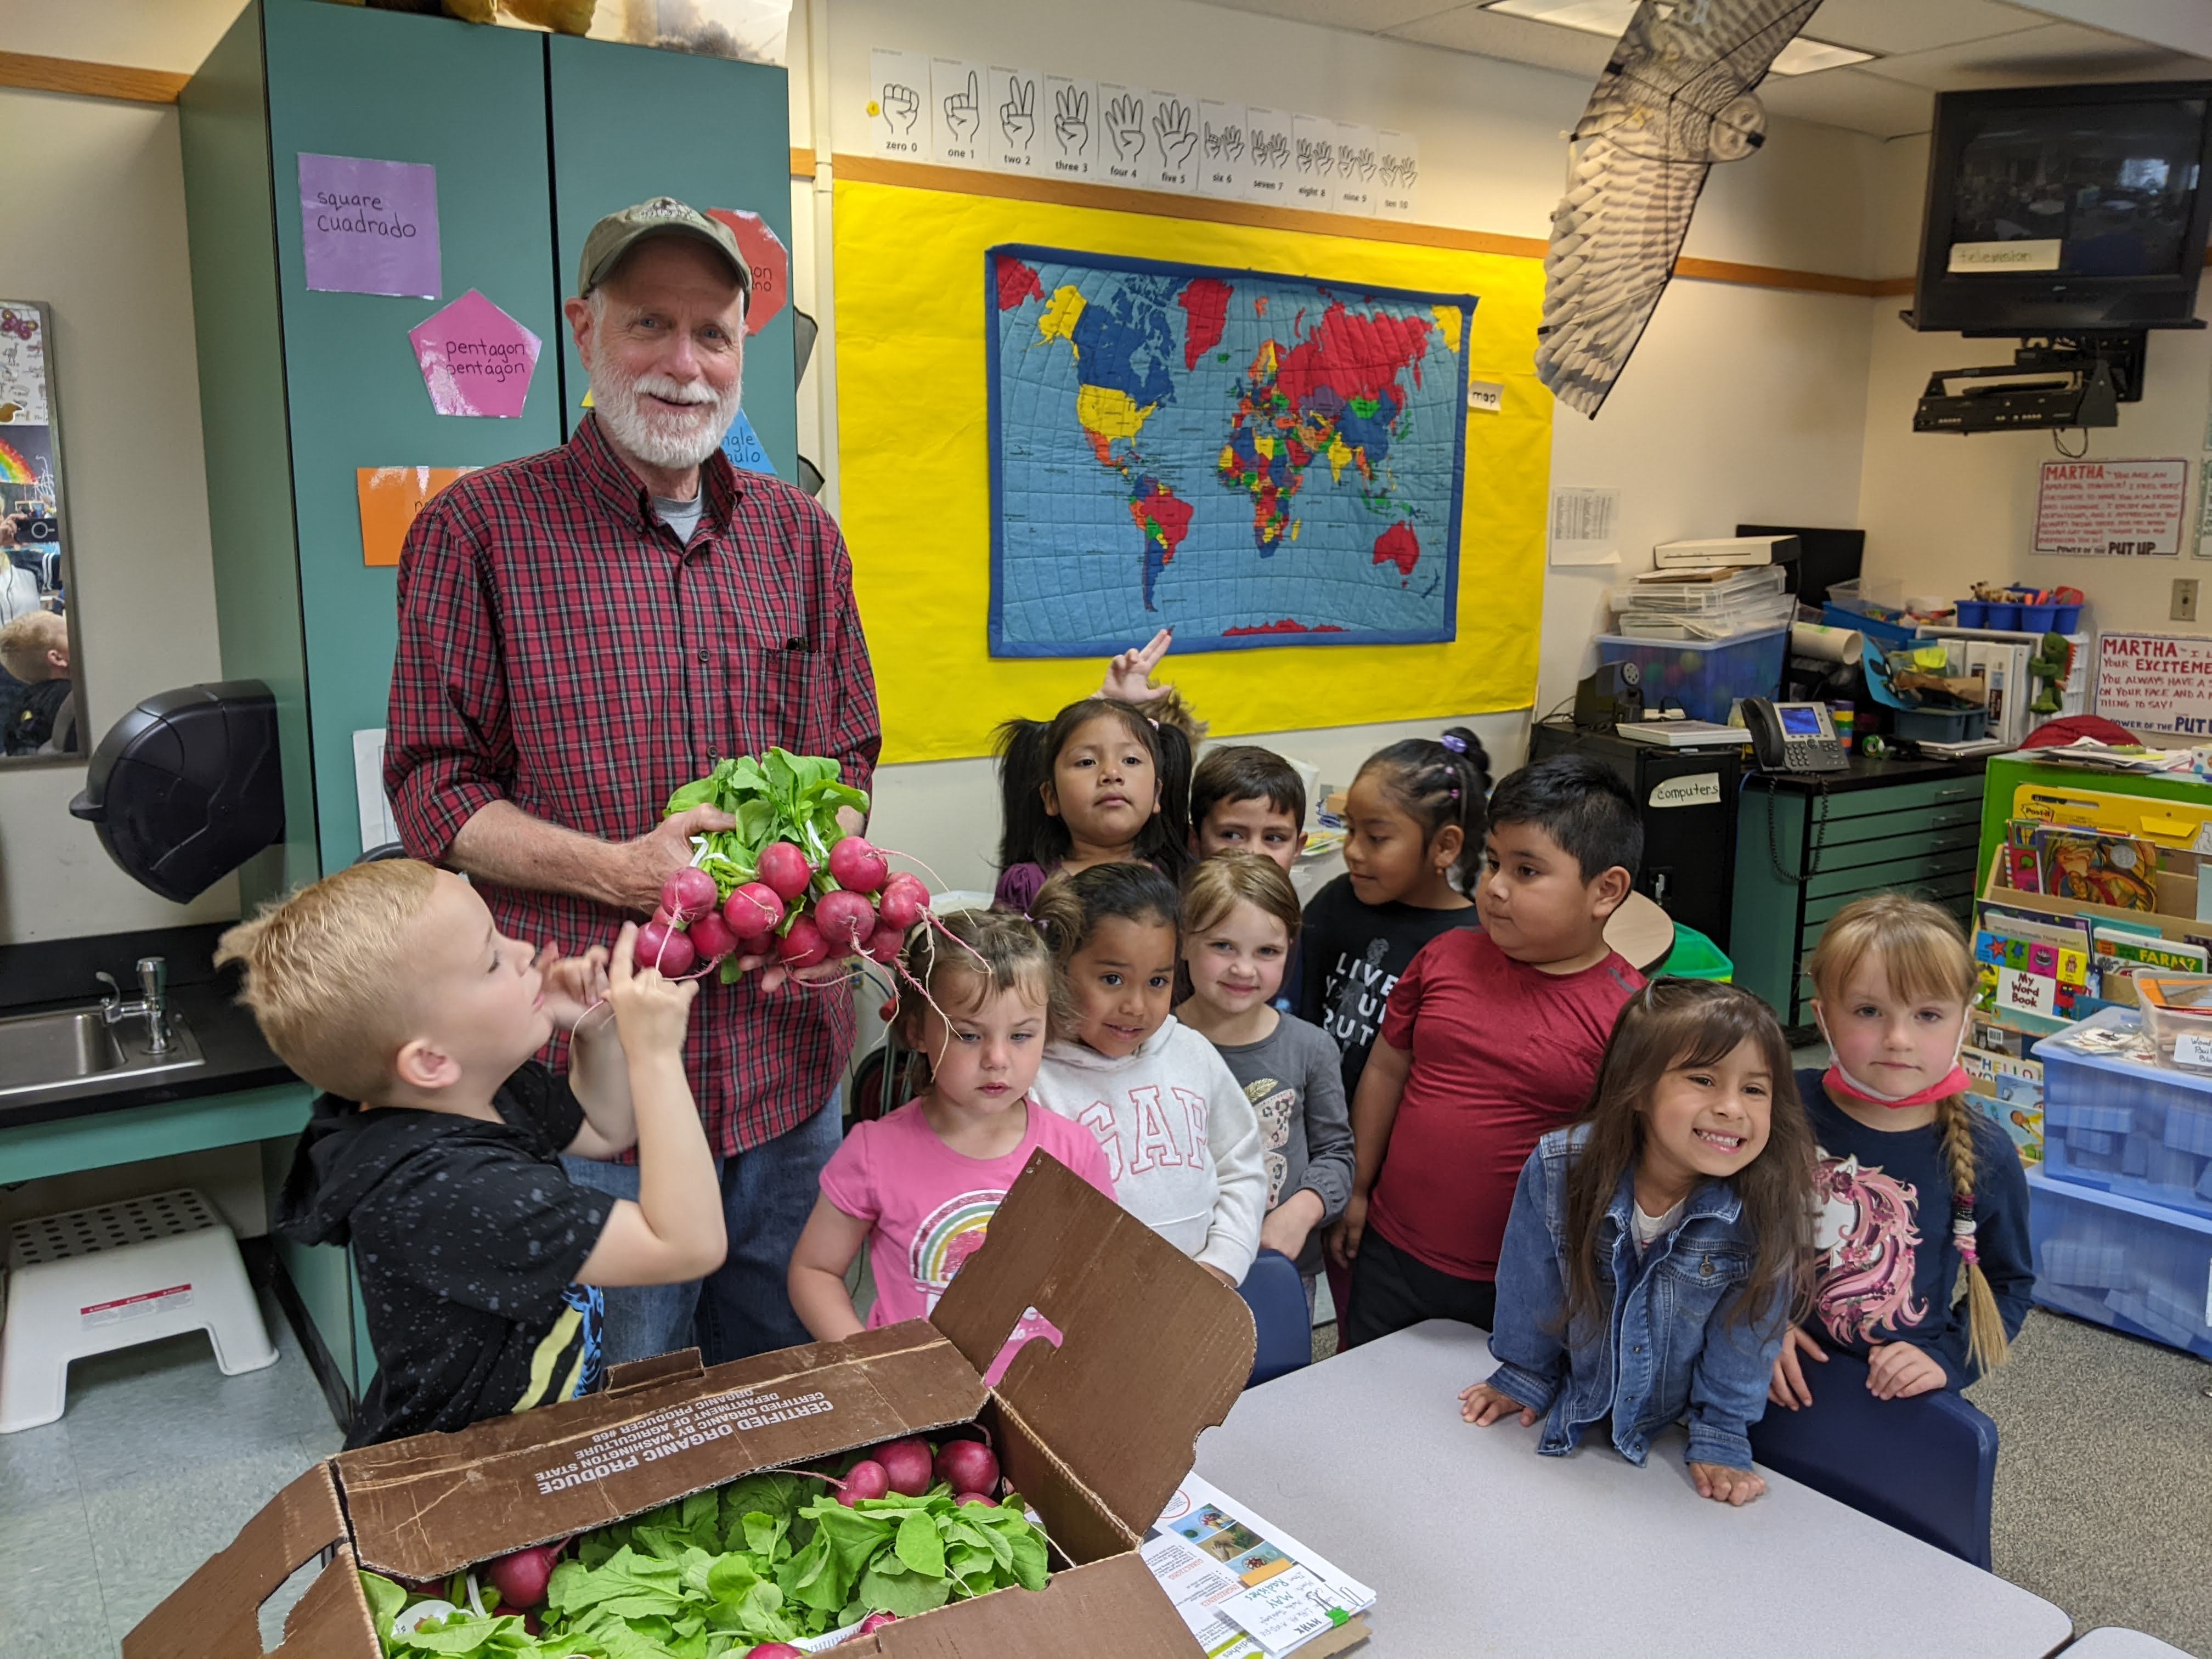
362, 1452, 1049, 1659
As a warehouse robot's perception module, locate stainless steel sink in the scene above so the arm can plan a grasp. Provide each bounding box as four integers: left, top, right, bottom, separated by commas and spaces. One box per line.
0, 1004, 206, 1110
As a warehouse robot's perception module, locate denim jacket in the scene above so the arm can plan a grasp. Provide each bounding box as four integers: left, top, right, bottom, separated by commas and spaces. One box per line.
1483, 1128, 1787, 1472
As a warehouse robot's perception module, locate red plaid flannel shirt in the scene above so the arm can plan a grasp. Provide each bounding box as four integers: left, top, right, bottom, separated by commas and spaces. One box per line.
386, 416, 881, 1155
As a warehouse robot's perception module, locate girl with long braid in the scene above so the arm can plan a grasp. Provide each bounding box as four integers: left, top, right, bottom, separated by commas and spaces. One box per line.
1771, 896, 2033, 1409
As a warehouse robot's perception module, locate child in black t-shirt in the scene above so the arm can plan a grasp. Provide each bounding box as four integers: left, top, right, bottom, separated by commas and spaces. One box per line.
219, 860, 726, 1447
1294, 728, 1493, 1101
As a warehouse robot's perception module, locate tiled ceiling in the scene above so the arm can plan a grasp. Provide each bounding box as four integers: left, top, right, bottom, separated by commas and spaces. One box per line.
1195, 0, 2212, 138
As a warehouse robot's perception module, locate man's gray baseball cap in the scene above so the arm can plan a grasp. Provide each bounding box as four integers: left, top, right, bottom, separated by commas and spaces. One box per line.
577, 197, 751, 299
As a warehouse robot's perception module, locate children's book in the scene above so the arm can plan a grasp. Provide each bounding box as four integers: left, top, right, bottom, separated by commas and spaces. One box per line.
2035, 827, 2161, 911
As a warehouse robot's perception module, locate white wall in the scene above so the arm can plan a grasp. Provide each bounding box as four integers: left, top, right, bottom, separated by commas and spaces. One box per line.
789, 0, 1887, 873
0, 89, 233, 944
1855, 134, 2212, 641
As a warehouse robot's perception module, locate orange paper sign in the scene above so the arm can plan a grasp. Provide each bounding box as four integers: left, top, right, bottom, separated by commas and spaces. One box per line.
357, 465, 479, 567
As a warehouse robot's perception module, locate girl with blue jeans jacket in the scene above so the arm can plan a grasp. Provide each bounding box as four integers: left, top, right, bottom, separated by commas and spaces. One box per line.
1462, 980, 1815, 1505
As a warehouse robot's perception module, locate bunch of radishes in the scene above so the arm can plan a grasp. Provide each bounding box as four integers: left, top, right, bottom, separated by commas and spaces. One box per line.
634, 835, 930, 981
821, 1432, 1001, 1508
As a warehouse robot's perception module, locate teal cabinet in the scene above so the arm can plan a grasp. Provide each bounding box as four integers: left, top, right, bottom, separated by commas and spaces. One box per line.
1731, 759, 1988, 1029
179, 0, 794, 900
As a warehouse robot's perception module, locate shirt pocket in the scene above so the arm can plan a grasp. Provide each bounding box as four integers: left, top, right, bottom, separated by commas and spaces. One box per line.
723, 644, 819, 760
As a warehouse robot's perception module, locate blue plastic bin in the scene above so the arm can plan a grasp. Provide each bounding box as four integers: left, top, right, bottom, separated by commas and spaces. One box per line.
2018, 603, 2057, 631
1595, 626, 1787, 723
2051, 603, 2081, 631
1822, 600, 1927, 650
1984, 603, 2019, 630
1956, 601, 1989, 628
2035, 1009, 2212, 1221
2028, 1168, 2212, 1359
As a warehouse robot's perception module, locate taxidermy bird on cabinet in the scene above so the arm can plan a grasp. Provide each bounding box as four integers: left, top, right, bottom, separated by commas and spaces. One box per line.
1536, 0, 1819, 417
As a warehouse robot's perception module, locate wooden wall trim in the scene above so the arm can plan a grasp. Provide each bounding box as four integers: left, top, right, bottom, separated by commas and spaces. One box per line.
0, 50, 189, 106
791, 146, 816, 178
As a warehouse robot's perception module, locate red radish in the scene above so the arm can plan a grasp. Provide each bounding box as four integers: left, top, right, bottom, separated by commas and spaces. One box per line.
838, 1459, 890, 1504
777, 917, 830, 970
651, 906, 679, 930
635, 921, 697, 978
827, 836, 889, 894
878, 874, 928, 932
935, 1440, 998, 1497
659, 866, 719, 924
861, 923, 905, 966
743, 1647, 804, 1658
757, 841, 813, 902
686, 912, 740, 963
484, 1544, 561, 1611
725, 883, 783, 940
873, 1437, 934, 1497
954, 1492, 996, 1508
858, 1612, 900, 1633
812, 889, 877, 954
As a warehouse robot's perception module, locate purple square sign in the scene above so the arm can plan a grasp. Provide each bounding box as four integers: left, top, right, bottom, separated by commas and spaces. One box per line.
299, 153, 441, 299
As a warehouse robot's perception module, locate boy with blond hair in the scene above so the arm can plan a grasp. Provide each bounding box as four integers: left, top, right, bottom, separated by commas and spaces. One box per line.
0, 608, 70, 754
218, 860, 725, 1446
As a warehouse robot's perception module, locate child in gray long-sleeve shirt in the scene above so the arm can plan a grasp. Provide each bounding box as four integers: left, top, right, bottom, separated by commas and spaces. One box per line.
1177, 854, 1356, 1301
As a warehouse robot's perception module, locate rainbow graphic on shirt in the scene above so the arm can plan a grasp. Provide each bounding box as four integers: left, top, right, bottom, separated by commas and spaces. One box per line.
909, 1190, 1007, 1299
0, 440, 31, 486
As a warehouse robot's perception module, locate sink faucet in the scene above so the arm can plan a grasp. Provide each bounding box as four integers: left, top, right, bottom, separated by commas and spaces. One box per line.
97, 956, 172, 1053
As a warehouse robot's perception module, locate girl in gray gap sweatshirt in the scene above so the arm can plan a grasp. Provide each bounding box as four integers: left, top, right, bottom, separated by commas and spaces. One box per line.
1030, 864, 1266, 1285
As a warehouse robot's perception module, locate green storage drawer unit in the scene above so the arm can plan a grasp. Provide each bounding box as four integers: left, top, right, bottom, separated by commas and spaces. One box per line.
1730, 757, 1989, 1030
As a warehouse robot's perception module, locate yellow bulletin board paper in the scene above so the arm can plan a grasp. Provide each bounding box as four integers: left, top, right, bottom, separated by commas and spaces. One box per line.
832, 178, 1550, 764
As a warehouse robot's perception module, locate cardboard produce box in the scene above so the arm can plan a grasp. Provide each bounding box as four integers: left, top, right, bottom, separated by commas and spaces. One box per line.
123, 1155, 1257, 1658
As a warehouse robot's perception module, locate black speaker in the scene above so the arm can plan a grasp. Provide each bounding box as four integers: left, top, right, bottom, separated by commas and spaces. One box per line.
1573, 661, 1644, 732
22, 514, 58, 542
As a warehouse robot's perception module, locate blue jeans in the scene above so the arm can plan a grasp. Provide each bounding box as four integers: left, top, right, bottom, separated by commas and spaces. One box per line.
562, 1092, 842, 1368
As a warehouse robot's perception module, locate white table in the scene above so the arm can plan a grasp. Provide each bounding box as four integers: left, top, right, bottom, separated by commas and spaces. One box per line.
2061, 1633, 2199, 1657
1192, 1321, 2074, 1659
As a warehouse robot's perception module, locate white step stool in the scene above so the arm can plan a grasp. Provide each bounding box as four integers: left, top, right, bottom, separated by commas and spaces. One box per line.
0, 1188, 279, 1433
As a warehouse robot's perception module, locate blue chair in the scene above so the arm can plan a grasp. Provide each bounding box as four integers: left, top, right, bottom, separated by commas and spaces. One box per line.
1236, 1249, 1312, 1389
1747, 1350, 1998, 1569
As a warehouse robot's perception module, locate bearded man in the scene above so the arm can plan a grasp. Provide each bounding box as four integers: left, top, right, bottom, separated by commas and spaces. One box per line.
385, 198, 880, 1369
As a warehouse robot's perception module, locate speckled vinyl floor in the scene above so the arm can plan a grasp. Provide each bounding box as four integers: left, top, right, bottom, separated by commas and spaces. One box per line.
0, 1288, 2203, 1654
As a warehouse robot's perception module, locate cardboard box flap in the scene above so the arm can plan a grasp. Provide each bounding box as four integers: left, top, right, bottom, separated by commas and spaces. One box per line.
122, 1463, 365, 1659
335, 1323, 987, 1578
930, 1153, 1255, 1538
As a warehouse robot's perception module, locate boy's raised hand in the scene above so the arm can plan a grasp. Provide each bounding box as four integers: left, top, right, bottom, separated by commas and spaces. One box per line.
536, 943, 610, 1032
1459, 1380, 1537, 1427
1101, 627, 1173, 705
606, 921, 697, 1057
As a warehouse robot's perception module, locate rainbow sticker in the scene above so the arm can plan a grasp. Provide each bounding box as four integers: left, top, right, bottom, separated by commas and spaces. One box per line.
909, 1190, 1005, 1291
0, 440, 30, 486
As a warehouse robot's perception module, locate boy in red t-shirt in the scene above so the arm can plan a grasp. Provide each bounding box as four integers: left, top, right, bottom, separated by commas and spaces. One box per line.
1330, 755, 1647, 1346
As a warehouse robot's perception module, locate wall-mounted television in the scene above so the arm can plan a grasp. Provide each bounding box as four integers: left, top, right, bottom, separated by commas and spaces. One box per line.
1911, 81, 2212, 335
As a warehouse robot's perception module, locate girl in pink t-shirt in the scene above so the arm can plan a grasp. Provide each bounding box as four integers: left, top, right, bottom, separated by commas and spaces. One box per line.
787, 909, 1115, 1338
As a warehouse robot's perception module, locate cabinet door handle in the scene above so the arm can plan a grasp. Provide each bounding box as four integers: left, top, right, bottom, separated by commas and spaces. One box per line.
1934, 786, 1974, 799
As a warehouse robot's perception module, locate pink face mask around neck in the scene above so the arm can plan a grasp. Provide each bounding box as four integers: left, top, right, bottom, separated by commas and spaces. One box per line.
1814, 1008, 1971, 1111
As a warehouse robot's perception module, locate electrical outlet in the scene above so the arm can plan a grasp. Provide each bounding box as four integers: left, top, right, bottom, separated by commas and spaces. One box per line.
2175, 578, 2200, 623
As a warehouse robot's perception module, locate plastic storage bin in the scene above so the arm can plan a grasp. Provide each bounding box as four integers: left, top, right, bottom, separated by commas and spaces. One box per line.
2136, 975, 2212, 1073
2035, 1009, 2212, 1220
1661, 925, 1733, 981
1594, 626, 1787, 724
1892, 707, 1988, 743
1955, 600, 1989, 627
2027, 1167, 2212, 1360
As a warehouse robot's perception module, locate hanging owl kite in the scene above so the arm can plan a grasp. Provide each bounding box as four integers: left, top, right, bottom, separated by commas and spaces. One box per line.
1536, 0, 1821, 416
